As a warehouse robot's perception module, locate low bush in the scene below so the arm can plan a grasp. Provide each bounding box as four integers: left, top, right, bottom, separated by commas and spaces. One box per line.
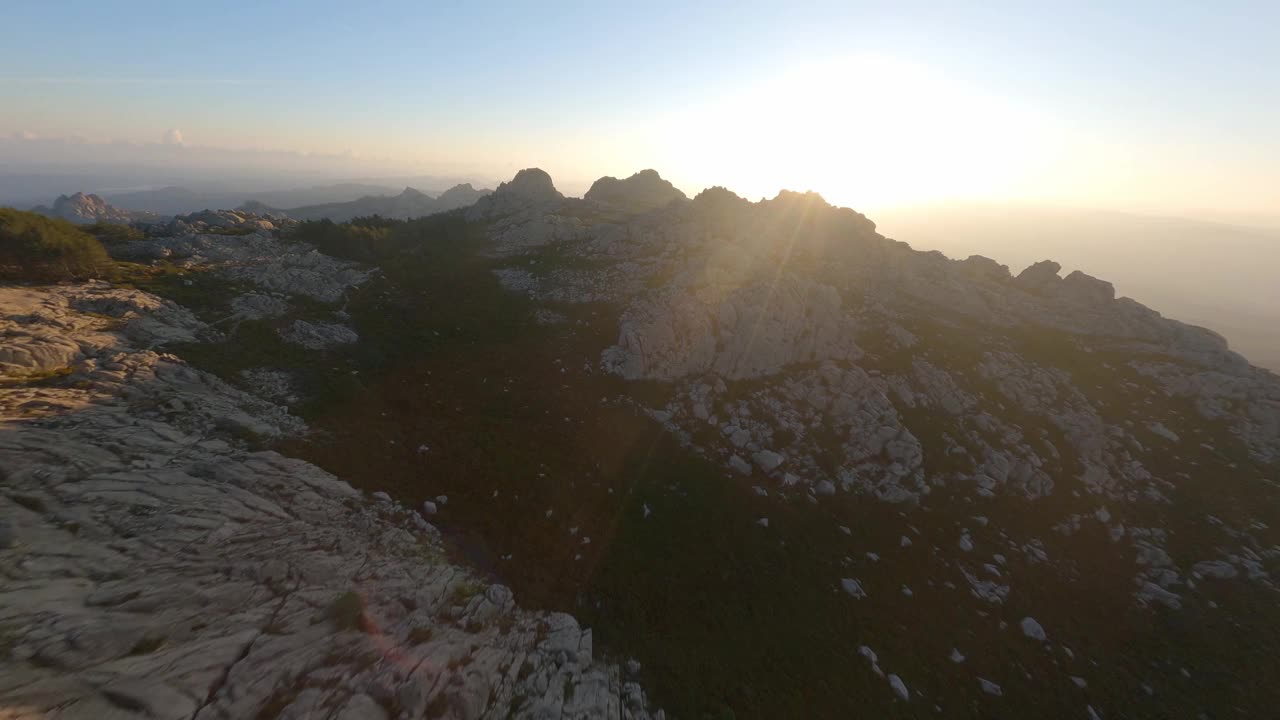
0, 208, 111, 281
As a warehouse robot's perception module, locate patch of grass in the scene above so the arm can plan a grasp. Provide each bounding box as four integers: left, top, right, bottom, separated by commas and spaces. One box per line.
496, 614, 516, 635
128, 633, 166, 655
321, 590, 367, 632
0, 365, 75, 386
423, 692, 450, 719
450, 581, 481, 604
112, 261, 244, 313
408, 626, 434, 644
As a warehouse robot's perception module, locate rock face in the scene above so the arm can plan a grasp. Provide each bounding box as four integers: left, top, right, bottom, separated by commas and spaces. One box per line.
0, 284, 660, 720
278, 319, 359, 349
584, 169, 687, 212
466, 168, 564, 222
146, 208, 287, 237
470, 167, 1280, 628
110, 232, 371, 303
31, 192, 153, 224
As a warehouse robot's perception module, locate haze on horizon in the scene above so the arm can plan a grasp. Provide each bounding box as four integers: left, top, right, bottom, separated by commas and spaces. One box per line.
3, 0, 1278, 222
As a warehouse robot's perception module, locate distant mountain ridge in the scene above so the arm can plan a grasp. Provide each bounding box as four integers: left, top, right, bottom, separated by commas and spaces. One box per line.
103, 183, 404, 216
248, 183, 492, 222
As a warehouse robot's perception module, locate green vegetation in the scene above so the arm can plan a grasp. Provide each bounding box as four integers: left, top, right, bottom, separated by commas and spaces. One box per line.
0, 208, 111, 281
450, 580, 482, 604
82, 221, 145, 246
0, 365, 75, 386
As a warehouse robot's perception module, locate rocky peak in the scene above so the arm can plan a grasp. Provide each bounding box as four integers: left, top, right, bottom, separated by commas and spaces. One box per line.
504, 168, 561, 199
33, 192, 138, 224
466, 168, 564, 221
436, 182, 492, 208
584, 169, 687, 212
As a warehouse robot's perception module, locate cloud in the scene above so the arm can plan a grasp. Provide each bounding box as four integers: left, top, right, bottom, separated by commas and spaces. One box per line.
162, 128, 184, 145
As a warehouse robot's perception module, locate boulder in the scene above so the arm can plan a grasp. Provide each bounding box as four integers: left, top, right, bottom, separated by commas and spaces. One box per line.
1014, 260, 1062, 292
1061, 270, 1116, 304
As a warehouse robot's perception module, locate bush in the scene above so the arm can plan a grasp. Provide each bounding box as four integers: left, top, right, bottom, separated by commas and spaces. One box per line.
82, 221, 145, 246
0, 208, 111, 281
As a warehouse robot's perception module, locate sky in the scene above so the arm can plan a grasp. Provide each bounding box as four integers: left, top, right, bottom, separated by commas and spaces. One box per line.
2, 0, 1278, 217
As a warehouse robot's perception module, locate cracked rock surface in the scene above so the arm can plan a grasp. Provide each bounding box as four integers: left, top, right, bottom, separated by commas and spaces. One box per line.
0, 284, 659, 720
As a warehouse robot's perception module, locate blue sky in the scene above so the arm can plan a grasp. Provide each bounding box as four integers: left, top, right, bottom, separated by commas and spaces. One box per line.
3, 1, 1278, 214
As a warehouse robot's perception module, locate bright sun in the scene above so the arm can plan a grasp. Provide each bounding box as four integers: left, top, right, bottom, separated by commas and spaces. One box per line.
656, 54, 1051, 212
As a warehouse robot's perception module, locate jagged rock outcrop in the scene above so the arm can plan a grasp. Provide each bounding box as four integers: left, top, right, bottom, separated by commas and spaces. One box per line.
30, 192, 153, 225
603, 273, 860, 380
110, 232, 371, 303
473, 170, 1280, 601
0, 284, 661, 720
466, 168, 564, 221
146, 208, 285, 237
584, 169, 687, 213
465, 169, 583, 256
278, 319, 359, 349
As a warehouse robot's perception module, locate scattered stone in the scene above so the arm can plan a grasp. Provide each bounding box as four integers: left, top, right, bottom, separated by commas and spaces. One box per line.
888, 674, 910, 701
841, 578, 867, 598
1021, 617, 1047, 642
752, 449, 785, 472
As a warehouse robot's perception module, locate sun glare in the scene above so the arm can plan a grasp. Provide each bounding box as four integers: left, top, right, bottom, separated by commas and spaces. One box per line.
658, 55, 1050, 211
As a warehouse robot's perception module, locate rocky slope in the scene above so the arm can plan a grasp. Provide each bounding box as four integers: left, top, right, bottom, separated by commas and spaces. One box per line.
467, 169, 1279, 715
0, 286, 660, 715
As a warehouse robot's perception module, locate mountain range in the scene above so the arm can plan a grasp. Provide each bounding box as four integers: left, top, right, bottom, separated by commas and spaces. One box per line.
242, 183, 492, 222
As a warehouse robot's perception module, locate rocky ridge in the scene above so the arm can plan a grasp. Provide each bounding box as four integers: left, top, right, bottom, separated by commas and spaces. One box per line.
247, 183, 494, 223
477, 170, 1280, 643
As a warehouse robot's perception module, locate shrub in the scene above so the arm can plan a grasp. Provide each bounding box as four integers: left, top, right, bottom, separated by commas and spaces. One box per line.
82, 221, 145, 246
0, 208, 111, 281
